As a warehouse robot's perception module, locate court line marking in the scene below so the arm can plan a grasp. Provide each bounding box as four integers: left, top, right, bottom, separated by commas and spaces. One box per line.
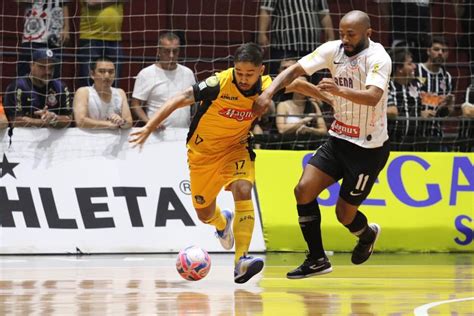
414, 297, 474, 316
263, 277, 471, 281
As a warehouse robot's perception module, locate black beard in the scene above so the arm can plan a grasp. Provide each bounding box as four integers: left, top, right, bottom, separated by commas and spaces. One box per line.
344, 39, 368, 57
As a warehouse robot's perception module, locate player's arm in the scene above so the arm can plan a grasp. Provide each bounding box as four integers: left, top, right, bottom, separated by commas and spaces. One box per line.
286, 78, 334, 106
11, 114, 48, 127
318, 78, 384, 107
386, 104, 398, 119
131, 98, 149, 124
254, 62, 307, 117
119, 89, 133, 129
6, 90, 47, 128
145, 87, 194, 131
257, 7, 271, 48
129, 87, 195, 147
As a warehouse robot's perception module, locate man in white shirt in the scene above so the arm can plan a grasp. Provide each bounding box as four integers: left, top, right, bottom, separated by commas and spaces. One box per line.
254, 10, 392, 279
131, 32, 196, 128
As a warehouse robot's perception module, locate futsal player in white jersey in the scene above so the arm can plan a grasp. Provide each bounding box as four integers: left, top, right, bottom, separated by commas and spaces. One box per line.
254, 10, 392, 278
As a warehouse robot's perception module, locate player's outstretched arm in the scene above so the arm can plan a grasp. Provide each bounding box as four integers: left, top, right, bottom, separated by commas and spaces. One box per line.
287, 78, 334, 107
129, 87, 195, 148
253, 62, 306, 117
317, 78, 384, 107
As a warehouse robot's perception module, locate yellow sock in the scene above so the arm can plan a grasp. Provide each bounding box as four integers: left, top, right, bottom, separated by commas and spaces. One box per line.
233, 200, 255, 264
204, 205, 226, 231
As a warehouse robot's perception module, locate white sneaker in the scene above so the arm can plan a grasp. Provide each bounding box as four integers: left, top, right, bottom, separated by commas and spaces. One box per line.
234, 256, 264, 284
216, 210, 234, 250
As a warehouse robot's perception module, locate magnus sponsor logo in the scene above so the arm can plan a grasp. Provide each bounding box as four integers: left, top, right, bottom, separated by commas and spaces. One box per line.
218, 108, 253, 121
330, 120, 360, 137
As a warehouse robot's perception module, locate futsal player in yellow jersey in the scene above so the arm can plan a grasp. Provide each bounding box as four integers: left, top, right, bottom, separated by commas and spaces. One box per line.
130, 43, 328, 283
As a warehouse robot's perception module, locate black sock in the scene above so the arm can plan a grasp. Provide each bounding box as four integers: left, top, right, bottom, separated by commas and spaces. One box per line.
297, 200, 325, 259
344, 210, 375, 243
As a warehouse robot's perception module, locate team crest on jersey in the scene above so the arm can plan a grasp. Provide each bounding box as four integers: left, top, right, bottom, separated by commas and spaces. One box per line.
439, 80, 446, 92
349, 58, 359, 70
46, 89, 58, 107
218, 108, 253, 121
194, 195, 205, 205
417, 77, 427, 85
408, 83, 420, 98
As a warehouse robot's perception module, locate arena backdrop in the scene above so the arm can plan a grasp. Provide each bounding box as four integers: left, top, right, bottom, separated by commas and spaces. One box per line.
0, 128, 265, 254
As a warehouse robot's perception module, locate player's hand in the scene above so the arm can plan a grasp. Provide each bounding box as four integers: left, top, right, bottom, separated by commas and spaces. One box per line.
317, 78, 340, 95
129, 126, 153, 149
107, 113, 125, 127
421, 109, 436, 118
253, 92, 272, 118
34, 106, 57, 124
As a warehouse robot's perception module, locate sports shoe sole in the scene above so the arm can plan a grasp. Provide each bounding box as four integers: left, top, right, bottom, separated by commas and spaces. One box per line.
218, 210, 234, 250
352, 223, 381, 265
234, 259, 264, 284
286, 266, 333, 279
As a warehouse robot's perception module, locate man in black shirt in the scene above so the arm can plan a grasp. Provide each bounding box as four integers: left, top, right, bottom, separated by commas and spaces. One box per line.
4, 49, 72, 128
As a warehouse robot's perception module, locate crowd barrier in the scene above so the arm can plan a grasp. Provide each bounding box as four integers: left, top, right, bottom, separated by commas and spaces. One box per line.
1, 128, 472, 253
0, 128, 265, 254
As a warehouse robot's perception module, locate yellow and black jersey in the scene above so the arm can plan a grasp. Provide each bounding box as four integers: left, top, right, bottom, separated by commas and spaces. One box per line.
187, 68, 272, 155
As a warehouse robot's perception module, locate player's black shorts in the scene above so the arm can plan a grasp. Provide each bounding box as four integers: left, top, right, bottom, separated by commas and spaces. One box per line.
308, 136, 390, 206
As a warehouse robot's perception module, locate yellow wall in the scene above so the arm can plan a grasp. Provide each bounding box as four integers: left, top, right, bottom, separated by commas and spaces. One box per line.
255, 150, 473, 252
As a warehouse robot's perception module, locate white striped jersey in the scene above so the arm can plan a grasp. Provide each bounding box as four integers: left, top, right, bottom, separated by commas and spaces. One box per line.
387, 79, 442, 137
415, 63, 453, 96
260, 0, 329, 52
299, 39, 392, 148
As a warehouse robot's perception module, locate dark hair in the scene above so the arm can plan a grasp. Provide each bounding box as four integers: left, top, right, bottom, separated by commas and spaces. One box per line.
429, 35, 448, 47
391, 48, 412, 74
90, 57, 115, 71
158, 32, 181, 47
233, 42, 263, 66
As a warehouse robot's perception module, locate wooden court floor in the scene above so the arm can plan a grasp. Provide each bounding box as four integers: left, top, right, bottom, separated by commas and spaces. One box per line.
0, 253, 472, 315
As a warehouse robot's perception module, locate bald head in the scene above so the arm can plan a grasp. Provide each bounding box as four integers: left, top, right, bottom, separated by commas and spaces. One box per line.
340, 10, 371, 30
338, 10, 372, 57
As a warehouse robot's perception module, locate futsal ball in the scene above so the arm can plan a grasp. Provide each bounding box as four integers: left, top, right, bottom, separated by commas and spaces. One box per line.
176, 246, 211, 281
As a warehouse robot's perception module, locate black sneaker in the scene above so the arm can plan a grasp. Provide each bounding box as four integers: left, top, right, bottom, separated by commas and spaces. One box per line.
286, 254, 332, 279
351, 223, 381, 265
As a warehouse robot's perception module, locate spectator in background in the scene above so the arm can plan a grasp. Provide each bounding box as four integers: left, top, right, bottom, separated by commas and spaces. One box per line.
17, 0, 71, 78
416, 36, 455, 118
0, 96, 8, 129
4, 49, 72, 128
77, 0, 124, 88
258, 0, 334, 77
73, 58, 132, 129
454, 0, 474, 84
131, 32, 196, 128
376, 0, 431, 63
387, 49, 441, 146
276, 76, 328, 136
461, 84, 474, 117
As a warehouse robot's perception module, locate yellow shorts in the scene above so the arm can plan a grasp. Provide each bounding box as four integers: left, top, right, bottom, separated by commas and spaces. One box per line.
188, 147, 255, 208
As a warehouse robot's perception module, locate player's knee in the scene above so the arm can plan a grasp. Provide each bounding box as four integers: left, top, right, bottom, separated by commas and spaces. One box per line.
294, 181, 310, 202
232, 181, 253, 200
195, 207, 213, 223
